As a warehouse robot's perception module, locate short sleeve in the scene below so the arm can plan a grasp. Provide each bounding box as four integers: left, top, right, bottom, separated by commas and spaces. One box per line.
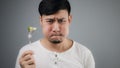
84, 52, 95, 68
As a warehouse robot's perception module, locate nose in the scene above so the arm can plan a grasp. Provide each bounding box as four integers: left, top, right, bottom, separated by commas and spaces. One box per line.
52, 22, 60, 32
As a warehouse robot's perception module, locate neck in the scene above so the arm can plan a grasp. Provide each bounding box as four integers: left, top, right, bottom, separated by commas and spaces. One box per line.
40, 38, 73, 53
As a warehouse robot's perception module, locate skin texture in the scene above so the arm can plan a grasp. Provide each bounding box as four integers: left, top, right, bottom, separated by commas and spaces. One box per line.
19, 10, 72, 68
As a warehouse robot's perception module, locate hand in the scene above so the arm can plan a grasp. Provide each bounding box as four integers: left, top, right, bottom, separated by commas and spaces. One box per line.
19, 50, 35, 68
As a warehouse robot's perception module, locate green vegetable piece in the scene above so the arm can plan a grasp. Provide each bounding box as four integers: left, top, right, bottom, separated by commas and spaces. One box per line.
28, 26, 37, 32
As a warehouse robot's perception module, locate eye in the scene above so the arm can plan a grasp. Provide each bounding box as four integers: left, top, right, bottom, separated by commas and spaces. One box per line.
46, 19, 54, 24
58, 19, 66, 23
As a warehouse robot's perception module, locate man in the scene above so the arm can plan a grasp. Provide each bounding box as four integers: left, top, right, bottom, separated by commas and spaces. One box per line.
15, 0, 95, 68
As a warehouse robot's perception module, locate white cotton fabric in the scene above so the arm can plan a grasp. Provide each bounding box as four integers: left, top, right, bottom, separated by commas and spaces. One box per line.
15, 40, 95, 68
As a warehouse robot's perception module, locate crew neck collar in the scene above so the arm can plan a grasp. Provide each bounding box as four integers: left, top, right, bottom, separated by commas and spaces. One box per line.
37, 40, 75, 55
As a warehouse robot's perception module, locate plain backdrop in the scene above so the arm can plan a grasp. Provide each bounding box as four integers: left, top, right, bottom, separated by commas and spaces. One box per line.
0, 0, 120, 68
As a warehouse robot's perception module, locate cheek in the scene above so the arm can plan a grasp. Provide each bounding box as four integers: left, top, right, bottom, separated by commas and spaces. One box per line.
62, 26, 69, 35
42, 26, 51, 35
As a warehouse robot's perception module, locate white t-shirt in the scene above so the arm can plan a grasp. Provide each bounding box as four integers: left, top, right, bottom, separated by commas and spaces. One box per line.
15, 40, 95, 68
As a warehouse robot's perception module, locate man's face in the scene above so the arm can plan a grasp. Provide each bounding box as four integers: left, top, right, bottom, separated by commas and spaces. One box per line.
40, 10, 72, 44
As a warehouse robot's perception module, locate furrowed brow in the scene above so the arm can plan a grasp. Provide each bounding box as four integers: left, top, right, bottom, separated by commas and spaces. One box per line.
58, 18, 65, 20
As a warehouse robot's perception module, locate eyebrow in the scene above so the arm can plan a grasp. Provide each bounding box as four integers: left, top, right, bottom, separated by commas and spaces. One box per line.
45, 18, 54, 20
58, 18, 66, 20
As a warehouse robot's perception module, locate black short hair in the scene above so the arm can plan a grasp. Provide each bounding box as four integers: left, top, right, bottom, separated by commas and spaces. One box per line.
38, 0, 71, 16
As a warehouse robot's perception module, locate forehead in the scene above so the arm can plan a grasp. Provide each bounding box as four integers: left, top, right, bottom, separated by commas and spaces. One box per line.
41, 10, 69, 19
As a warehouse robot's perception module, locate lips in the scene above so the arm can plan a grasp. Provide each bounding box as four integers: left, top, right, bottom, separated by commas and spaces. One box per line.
50, 33, 63, 37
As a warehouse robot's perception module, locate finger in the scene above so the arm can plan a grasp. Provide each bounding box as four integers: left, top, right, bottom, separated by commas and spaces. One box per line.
27, 59, 35, 65
21, 50, 33, 58
26, 56, 35, 65
19, 54, 34, 66
23, 54, 32, 61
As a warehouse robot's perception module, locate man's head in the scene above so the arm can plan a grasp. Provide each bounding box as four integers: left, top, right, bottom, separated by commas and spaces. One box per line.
38, 0, 72, 44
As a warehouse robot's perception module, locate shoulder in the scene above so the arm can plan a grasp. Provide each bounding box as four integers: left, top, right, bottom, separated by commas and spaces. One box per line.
73, 41, 92, 56
19, 40, 40, 54
73, 41, 95, 64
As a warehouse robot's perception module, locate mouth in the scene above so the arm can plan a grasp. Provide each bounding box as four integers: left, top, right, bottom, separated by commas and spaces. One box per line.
49, 35, 63, 44
50, 33, 63, 37
48, 33, 63, 44
49, 34, 63, 41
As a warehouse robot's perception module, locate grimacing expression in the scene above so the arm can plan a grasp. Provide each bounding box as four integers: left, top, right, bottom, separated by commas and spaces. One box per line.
40, 10, 72, 44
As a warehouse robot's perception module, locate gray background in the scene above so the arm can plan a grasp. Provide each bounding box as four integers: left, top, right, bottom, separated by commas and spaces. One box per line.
0, 0, 120, 68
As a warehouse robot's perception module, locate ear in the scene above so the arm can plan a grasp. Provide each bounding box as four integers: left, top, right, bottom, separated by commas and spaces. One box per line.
68, 15, 72, 24
39, 16, 42, 25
